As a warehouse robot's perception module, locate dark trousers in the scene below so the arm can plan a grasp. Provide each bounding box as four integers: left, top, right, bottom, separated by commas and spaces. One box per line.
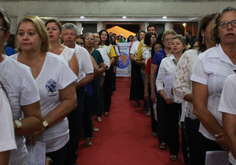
83, 95, 93, 138
149, 88, 157, 133
185, 117, 205, 165
103, 65, 114, 113
157, 93, 167, 143
164, 102, 182, 155
46, 143, 68, 165
202, 133, 223, 165
181, 122, 189, 164
66, 87, 85, 165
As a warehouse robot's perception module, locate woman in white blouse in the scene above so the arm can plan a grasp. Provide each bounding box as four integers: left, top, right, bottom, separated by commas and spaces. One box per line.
173, 13, 216, 165
156, 35, 186, 161
191, 7, 236, 163
13, 15, 78, 165
45, 19, 79, 75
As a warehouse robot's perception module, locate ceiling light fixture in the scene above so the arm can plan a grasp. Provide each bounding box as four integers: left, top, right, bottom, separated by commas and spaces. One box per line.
163, 16, 167, 19
80, 16, 85, 19
122, 16, 127, 19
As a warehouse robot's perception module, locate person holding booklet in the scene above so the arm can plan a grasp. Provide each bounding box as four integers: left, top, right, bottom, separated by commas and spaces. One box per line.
156, 35, 186, 161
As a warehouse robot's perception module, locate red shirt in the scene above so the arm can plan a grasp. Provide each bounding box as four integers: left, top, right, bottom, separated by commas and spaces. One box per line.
145, 57, 152, 87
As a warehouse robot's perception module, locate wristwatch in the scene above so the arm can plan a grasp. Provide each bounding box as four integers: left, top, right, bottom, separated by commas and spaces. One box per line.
43, 120, 49, 129
14, 119, 22, 129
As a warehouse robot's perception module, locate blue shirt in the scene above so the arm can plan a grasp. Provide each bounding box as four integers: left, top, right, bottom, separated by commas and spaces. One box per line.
85, 82, 93, 96
151, 49, 166, 77
5, 47, 16, 56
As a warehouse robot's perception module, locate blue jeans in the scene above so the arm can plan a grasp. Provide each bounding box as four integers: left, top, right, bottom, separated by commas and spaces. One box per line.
185, 117, 205, 165
66, 87, 85, 165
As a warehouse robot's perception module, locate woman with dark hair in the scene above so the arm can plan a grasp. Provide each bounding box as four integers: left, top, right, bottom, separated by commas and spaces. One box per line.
5, 36, 16, 55
129, 30, 146, 107
76, 35, 84, 47
173, 14, 216, 165
191, 7, 236, 163
136, 32, 156, 116
127, 35, 134, 42
98, 30, 117, 119
144, 40, 163, 136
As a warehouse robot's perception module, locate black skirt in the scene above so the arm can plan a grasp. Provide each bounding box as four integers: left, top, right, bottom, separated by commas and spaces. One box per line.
129, 61, 144, 101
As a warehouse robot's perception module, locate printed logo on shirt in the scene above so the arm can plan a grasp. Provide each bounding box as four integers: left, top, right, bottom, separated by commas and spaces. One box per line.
45, 79, 58, 97
118, 52, 130, 69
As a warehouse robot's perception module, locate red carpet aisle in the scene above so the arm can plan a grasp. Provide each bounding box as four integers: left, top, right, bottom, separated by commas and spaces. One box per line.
77, 77, 186, 165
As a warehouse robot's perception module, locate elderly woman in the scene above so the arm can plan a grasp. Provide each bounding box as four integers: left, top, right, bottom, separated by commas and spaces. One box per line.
191, 7, 236, 162
0, 9, 43, 165
45, 19, 79, 75
12, 15, 77, 165
156, 35, 186, 161
173, 13, 216, 165
150, 30, 177, 150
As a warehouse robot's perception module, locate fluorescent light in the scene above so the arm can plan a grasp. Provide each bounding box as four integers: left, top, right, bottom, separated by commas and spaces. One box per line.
163, 16, 167, 19
183, 23, 186, 27
80, 16, 84, 19
122, 16, 127, 19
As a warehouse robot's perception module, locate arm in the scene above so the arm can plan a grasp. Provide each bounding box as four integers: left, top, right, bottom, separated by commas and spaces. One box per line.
98, 62, 106, 74
144, 73, 150, 101
0, 151, 10, 165
110, 57, 116, 66
77, 73, 94, 87
223, 113, 236, 154
135, 60, 145, 66
29, 83, 77, 144
192, 82, 226, 145
15, 101, 43, 136
69, 53, 79, 76
150, 64, 158, 103
129, 53, 135, 63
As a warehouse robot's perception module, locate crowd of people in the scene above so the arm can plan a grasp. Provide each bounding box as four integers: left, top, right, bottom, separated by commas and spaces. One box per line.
129, 6, 236, 165
1, 5, 236, 165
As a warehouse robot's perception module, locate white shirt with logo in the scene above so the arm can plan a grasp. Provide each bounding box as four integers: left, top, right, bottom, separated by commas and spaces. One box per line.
12, 52, 78, 153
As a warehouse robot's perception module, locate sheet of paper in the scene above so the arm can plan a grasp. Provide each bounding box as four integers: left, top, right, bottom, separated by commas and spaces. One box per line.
163, 74, 175, 99
27, 141, 46, 165
205, 150, 228, 165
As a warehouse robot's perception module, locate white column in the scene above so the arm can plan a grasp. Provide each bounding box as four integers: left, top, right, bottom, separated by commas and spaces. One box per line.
164, 23, 172, 31
97, 22, 103, 32
143, 22, 149, 32
76, 22, 82, 35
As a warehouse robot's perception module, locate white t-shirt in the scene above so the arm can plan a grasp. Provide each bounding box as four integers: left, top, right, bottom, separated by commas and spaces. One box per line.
0, 87, 17, 153
191, 44, 236, 141
130, 41, 140, 59
12, 52, 78, 153
97, 47, 110, 69
58, 46, 75, 66
74, 44, 94, 83
0, 55, 40, 165
218, 74, 236, 165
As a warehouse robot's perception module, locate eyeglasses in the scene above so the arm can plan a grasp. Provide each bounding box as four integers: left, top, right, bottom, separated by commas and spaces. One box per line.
218, 20, 236, 28
151, 37, 156, 39
85, 38, 94, 41
0, 26, 7, 31
154, 46, 162, 50
76, 42, 84, 45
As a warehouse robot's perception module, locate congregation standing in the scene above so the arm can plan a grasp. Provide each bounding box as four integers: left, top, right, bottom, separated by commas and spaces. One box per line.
2, 5, 236, 165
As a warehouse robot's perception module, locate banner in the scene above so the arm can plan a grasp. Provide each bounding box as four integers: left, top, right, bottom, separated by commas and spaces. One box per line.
116, 42, 131, 77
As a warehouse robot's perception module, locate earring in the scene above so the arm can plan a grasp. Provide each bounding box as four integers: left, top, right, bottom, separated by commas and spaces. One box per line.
202, 37, 205, 44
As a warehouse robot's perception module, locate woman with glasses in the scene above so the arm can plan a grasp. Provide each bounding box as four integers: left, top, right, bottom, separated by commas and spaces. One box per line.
45, 19, 79, 75
173, 13, 216, 165
136, 33, 156, 117
76, 35, 84, 47
84, 32, 107, 133
191, 7, 236, 162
